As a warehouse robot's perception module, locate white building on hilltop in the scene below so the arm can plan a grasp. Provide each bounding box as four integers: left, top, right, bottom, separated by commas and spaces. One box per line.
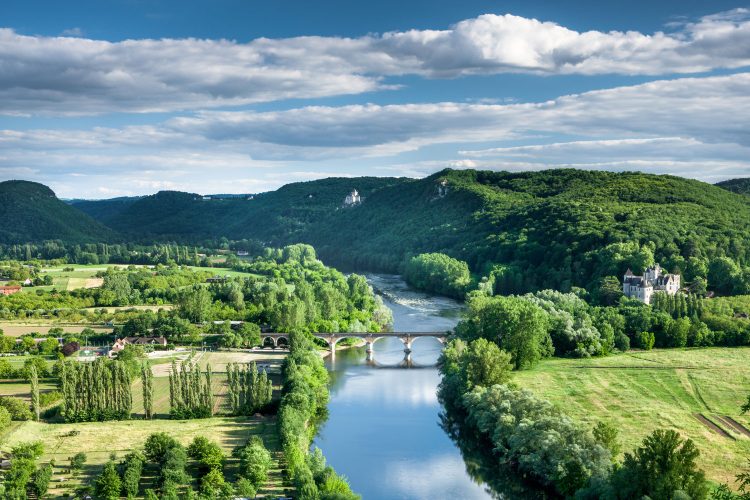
343, 189, 361, 206
623, 264, 681, 304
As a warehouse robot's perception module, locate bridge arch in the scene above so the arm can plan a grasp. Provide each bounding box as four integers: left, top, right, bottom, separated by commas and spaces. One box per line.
262, 336, 278, 348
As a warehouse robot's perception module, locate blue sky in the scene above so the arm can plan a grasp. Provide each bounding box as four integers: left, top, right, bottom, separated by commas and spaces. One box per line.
1, 0, 749, 197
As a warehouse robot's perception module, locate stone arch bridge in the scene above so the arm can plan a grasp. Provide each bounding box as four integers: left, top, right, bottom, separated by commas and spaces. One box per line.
261, 332, 448, 359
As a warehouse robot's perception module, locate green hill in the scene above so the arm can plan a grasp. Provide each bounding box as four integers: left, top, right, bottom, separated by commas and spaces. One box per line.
94, 177, 411, 241
0, 180, 115, 243
304, 169, 750, 291
716, 178, 750, 196
68, 196, 142, 225
6, 169, 750, 294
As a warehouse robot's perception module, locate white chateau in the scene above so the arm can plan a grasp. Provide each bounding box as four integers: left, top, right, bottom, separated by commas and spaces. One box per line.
623, 264, 681, 304
343, 189, 361, 206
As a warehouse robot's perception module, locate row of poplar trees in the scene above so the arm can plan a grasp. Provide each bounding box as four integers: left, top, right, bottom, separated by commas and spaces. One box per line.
60, 359, 133, 422
227, 362, 274, 415
168, 360, 214, 419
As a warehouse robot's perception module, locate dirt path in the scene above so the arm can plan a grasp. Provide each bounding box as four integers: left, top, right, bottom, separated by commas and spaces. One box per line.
719, 416, 750, 438
694, 413, 735, 440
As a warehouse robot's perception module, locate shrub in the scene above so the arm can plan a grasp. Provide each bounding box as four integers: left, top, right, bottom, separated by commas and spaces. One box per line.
235, 436, 273, 488
0, 406, 10, 430
69, 452, 87, 475
636, 331, 655, 350
0, 396, 32, 421
95, 461, 122, 500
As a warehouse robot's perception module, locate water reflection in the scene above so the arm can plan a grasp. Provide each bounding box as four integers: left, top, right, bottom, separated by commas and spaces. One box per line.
313, 275, 492, 500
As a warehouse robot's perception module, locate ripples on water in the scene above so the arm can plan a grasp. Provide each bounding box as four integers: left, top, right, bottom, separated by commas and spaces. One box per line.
312, 274, 493, 500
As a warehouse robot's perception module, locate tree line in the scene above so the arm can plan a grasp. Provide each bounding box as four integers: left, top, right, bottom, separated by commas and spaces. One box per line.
226, 361, 273, 416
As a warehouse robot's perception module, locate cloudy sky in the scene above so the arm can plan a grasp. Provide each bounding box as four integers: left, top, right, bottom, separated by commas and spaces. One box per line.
1, 0, 749, 198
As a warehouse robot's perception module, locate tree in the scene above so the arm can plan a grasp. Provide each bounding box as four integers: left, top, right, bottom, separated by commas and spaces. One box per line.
70, 452, 87, 476
608, 429, 707, 500
708, 257, 740, 295
102, 272, 133, 305
29, 365, 40, 421
121, 452, 144, 499
177, 286, 212, 323
235, 437, 273, 489
95, 461, 122, 500
0, 406, 10, 430
187, 436, 225, 474
455, 295, 551, 369
0, 396, 33, 421
31, 464, 53, 498
142, 363, 153, 419
593, 421, 621, 459
403, 253, 472, 299
597, 276, 624, 306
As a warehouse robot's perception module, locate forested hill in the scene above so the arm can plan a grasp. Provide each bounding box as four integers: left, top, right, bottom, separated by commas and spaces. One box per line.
0, 180, 115, 244
5, 169, 750, 293
305, 169, 750, 291
716, 177, 750, 196
68, 195, 142, 225
77, 177, 410, 240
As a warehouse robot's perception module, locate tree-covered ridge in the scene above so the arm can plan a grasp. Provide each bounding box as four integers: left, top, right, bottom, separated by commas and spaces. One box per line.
309, 169, 750, 292
67, 196, 142, 225
6, 169, 750, 296
79, 176, 411, 241
716, 178, 750, 196
0, 180, 115, 244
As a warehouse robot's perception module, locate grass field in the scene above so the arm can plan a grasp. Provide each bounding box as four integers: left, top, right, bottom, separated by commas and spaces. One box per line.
2, 417, 289, 498
0, 350, 290, 498
513, 347, 750, 486
188, 266, 262, 278
0, 323, 113, 337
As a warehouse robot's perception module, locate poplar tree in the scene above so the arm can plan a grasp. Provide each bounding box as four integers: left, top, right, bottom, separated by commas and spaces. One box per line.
142, 362, 154, 419
30, 364, 40, 421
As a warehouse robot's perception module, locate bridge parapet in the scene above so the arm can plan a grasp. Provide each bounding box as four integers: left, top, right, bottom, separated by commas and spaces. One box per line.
260, 332, 449, 355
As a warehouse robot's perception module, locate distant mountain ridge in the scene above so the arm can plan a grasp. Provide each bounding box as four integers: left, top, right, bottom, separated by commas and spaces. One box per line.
0, 180, 115, 243
716, 178, 750, 196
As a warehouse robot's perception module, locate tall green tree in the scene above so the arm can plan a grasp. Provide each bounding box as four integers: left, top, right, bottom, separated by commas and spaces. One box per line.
607, 429, 707, 500
29, 364, 39, 422
142, 362, 154, 419
95, 461, 122, 500
455, 295, 551, 369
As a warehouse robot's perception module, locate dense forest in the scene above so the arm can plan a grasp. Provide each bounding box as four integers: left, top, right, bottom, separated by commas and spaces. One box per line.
0, 181, 114, 244
6, 169, 750, 296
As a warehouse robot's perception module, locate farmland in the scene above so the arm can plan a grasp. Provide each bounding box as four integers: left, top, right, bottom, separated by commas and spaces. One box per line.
513, 347, 750, 486
2, 417, 287, 498
0, 350, 289, 498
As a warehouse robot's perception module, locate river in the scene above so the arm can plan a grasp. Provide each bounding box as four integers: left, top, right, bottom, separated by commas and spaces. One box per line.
312, 274, 493, 500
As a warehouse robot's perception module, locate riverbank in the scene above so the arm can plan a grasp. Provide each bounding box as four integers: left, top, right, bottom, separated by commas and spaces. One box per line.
312, 273, 490, 499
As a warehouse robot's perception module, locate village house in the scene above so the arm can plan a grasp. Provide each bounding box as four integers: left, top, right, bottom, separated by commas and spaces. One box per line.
109, 336, 167, 358
622, 264, 681, 305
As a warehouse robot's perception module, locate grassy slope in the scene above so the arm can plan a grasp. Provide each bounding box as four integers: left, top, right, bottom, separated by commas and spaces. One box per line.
513, 347, 750, 486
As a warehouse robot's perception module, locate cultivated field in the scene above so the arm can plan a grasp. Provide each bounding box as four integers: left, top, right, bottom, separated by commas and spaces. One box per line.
513, 347, 750, 486
0, 323, 113, 337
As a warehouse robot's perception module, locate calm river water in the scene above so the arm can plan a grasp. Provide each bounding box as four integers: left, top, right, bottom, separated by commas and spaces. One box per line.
312, 274, 493, 500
